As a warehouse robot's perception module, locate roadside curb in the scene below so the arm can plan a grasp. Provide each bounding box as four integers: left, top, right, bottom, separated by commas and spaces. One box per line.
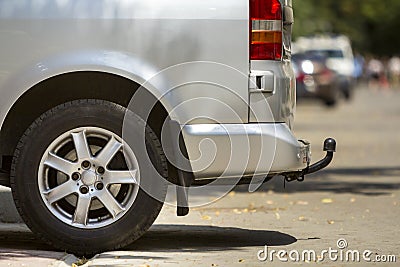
0, 186, 23, 223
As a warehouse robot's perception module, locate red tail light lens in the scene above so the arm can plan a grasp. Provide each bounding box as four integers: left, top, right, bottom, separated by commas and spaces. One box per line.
250, 0, 282, 20
250, 0, 283, 60
251, 43, 282, 61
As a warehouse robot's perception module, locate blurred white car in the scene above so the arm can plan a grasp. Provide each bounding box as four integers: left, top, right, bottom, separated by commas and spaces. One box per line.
294, 35, 355, 99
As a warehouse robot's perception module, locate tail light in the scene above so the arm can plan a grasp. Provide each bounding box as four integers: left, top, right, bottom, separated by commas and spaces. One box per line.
250, 0, 283, 60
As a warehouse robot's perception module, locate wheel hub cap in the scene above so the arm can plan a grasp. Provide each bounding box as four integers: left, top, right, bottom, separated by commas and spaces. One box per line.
81, 169, 97, 186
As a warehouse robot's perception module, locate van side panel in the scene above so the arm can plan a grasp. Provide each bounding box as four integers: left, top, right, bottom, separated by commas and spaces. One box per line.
0, 0, 250, 126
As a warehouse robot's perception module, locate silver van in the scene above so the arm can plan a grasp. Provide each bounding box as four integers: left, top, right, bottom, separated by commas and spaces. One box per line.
0, 0, 335, 255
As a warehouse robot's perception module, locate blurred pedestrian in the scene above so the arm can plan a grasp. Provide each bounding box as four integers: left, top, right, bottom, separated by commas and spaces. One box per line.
367, 58, 389, 90
388, 56, 400, 89
353, 52, 365, 82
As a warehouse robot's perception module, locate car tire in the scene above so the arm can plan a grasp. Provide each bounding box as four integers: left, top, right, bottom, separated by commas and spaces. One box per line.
324, 98, 337, 107
10, 99, 168, 256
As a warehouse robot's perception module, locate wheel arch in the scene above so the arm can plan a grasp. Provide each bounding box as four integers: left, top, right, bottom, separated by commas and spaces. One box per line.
0, 71, 175, 185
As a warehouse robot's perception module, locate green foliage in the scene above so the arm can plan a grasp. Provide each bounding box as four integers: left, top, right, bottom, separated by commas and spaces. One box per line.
293, 0, 400, 56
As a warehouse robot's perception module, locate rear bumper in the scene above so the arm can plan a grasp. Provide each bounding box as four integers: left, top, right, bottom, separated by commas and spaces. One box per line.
181, 123, 311, 179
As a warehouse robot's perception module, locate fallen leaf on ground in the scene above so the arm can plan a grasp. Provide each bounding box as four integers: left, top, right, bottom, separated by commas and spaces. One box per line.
275, 212, 280, 220
321, 198, 333, 204
201, 215, 212, 220
297, 201, 309, 205
73, 257, 88, 266
298, 216, 307, 221
238, 259, 245, 263
233, 209, 242, 214
327, 220, 335, 224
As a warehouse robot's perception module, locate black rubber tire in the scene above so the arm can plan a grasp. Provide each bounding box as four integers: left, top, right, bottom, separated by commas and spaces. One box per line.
324, 98, 337, 107
10, 99, 168, 256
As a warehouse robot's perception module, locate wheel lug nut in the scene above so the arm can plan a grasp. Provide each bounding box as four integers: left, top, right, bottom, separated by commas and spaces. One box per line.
80, 185, 89, 194
95, 182, 104, 190
97, 166, 105, 174
71, 172, 81, 181
81, 161, 91, 169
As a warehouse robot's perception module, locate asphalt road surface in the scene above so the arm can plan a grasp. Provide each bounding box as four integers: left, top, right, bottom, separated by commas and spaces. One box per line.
0, 86, 399, 266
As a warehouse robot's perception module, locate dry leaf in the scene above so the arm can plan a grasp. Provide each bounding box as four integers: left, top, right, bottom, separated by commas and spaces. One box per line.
242, 208, 249, 213
297, 201, 309, 205
202, 215, 212, 220
73, 258, 88, 266
275, 212, 280, 220
238, 259, 245, 263
327, 220, 335, 224
233, 209, 242, 214
298, 216, 307, 221
321, 198, 333, 204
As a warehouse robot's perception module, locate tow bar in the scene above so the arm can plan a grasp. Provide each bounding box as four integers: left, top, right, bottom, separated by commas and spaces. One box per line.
284, 138, 336, 183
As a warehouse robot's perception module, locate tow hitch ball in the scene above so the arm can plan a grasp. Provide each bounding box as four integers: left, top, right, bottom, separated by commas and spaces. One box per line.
284, 138, 336, 183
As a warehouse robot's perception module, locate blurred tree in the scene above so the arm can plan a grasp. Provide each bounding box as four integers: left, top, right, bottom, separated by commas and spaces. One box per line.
293, 0, 400, 56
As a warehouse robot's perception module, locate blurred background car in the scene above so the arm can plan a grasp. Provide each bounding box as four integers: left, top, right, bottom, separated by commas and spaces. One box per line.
292, 52, 339, 107
294, 35, 355, 100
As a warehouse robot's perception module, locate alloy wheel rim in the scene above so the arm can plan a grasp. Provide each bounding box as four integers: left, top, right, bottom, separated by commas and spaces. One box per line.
38, 127, 140, 229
